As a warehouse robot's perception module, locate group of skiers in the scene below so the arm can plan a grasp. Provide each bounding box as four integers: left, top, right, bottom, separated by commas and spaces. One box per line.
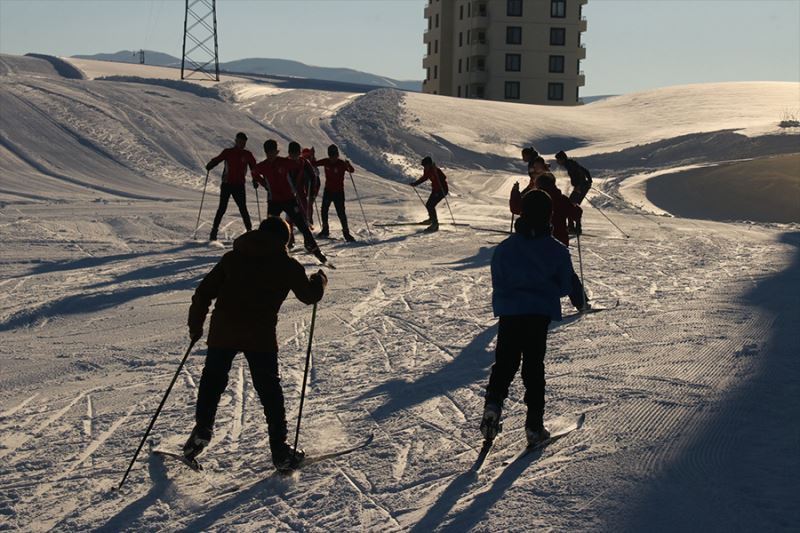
185, 134, 594, 472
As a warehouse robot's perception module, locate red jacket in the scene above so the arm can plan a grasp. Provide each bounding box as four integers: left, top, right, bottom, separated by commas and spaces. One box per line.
253, 157, 298, 203
285, 157, 319, 200
314, 158, 355, 193
413, 165, 448, 194
207, 147, 257, 186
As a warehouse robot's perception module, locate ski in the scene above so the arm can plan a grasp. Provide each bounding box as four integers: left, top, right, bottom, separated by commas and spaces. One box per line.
471, 438, 497, 474
501, 413, 586, 466
152, 449, 203, 472
561, 298, 619, 321
373, 221, 430, 227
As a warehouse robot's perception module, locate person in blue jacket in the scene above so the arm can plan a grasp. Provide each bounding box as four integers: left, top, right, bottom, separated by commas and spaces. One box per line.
480, 189, 576, 446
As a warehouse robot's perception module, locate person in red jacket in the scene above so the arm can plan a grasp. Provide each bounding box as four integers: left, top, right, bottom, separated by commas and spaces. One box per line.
410, 156, 449, 233
313, 144, 356, 241
252, 140, 327, 264
300, 147, 321, 227
205, 132, 257, 241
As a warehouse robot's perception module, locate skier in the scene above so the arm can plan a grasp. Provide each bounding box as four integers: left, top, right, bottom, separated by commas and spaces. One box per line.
300, 147, 321, 228
313, 144, 356, 241
252, 140, 328, 264
410, 156, 449, 233
185, 216, 327, 472
481, 189, 575, 447
205, 132, 257, 241
555, 150, 592, 234
521, 146, 539, 177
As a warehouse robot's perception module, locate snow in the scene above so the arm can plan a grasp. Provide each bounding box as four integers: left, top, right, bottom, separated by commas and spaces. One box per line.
1, 53, 799, 532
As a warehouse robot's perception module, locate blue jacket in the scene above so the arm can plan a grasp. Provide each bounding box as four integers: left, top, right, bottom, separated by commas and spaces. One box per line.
491, 233, 575, 320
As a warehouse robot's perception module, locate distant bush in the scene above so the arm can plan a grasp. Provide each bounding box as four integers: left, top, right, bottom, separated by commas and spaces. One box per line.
778, 109, 800, 128
96, 76, 221, 100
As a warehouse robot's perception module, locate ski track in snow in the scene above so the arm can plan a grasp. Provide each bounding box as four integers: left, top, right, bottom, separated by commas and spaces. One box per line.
0, 55, 798, 532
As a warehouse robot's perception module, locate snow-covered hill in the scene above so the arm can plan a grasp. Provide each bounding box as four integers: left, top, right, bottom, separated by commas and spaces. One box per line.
1, 54, 798, 532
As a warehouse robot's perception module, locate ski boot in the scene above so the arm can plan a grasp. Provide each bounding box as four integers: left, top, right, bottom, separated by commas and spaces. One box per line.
307, 245, 327, 265
525, 426, 551, 447
273, 444, 306, 474
418, 218, 432, 225
183, 425, 212, 460
209, 228, 218, 242
343, 232, 356, 243
423, 222, 439, 233
480, 402, 502, 441
317, 228, 330, 239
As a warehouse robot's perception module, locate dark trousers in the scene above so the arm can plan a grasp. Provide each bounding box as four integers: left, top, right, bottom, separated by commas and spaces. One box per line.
426, 191, 445, 223
568, 272, 589, 310
485, 314, 550, 430
569, 185, 590, 205
195, 348, 287, 453
268, 200, 319, 252
320, 190, 349, 233
212, 183, 252, 235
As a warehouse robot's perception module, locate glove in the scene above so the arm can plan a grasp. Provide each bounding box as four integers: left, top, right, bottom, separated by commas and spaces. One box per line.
252, 180, 259, 189
205, 163, 213, 171
190, 327, 203, 343
409, 182, 416, 187
512, 182, 520, 192
311, 269, 328, 287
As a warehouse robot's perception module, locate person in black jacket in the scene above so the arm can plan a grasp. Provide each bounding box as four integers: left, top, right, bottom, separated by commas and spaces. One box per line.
555, 150, 592, 234
185, 217, 327, 472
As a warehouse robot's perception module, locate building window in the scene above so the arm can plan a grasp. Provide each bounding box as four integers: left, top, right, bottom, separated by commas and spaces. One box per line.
426, 68, 430, 81
458, 59, 462, 73
467, 30, 470, 44
477, 3, 487, 16
475, 85, 485, 98
435, 40, 439, 53
458, 85, 462, 97
459, 32, 463, 47
476, 57, 485, 71
477, 31, 486, 43
466, 58, 470, 71
550, 28, 566, 46
460, 5, 464, 19
549, 55, 564, 73
427, 43, 431, 56
505, 81, 521, 100
507, 0, 523, 16
435, 14, 439, 27
468, 3, 471, 16
551, 0, 566, 18
548, 82, 564, 101
434, 65, 438, 79
505, 54, 521, 72
506, 26, 522, 45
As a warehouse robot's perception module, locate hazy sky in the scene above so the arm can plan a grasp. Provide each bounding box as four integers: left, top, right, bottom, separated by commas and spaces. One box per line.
1, 0, 798, 96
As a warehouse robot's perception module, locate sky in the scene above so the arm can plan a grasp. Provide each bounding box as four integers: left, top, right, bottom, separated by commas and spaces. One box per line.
0, 0, 798, 96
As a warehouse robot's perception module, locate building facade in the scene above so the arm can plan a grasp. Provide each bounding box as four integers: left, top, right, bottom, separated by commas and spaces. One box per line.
422, 0, 587, 105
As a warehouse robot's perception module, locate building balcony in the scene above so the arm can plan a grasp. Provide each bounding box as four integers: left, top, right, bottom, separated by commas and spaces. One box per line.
579, 17, 587, 32
423, 30, 432, 44
578, 0, 588, 5
578, 73, 585, 86
577, 44, 586, 59
469, 40, 489, 56
424, 4, 433, 18
422, 55, 434, 68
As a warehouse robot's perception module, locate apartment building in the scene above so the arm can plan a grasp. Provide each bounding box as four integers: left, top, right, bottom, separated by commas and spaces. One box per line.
422, 0, 587, 105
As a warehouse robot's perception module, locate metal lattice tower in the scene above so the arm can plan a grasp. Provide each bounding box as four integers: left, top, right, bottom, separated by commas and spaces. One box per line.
181, 0, 219, 81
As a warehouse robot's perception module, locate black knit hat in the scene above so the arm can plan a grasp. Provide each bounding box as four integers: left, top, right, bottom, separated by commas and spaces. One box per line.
421, 156, 433, 167
259, 216, 291, 246
264, 139, 278, 153
555, 150, 568, 161
328, 144, 339, 157
236, 132, 248, 140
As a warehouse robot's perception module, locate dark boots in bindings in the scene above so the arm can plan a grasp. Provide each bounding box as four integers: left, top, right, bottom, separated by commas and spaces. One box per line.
183, 425, 212, 460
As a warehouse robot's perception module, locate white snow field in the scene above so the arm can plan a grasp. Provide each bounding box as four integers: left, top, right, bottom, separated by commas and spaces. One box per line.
1, 54, 799, 532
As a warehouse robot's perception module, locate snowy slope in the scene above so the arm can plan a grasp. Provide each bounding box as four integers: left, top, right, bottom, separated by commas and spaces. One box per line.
1, 55, 799, 532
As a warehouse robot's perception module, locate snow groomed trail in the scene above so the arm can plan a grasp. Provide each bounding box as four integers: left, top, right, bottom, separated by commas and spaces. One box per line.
1, 55, 798, 532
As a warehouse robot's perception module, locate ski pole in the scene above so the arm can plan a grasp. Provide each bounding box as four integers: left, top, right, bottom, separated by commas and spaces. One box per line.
349, 171, 373, 239
576, 233, 587, 310
292, 302, 317, 460
442, 192, 457, 226
192, 170, 210, 240
118, 338, 198, 490
585, 196, 630, 239
255, 186, 262, 222
510, 214, 515, 234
